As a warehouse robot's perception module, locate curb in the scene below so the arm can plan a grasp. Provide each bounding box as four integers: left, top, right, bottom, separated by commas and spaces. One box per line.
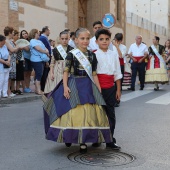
0, 94, 42, 104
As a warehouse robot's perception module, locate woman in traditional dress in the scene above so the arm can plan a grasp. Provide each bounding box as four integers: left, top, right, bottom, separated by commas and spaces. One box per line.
122, 56, 132, 87
165, 40, 170, 84
43, 28, 112, 153
44, 31, 73, 94
145, 36, 169, 90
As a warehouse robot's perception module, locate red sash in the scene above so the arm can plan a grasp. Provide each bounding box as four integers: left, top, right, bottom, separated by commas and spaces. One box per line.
97, 74, 114, 89
119, 58, 124, 65
133, 56, 144, 62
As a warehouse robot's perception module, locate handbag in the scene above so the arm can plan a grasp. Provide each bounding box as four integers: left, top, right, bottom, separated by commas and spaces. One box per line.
0, 52, 10, 68
3, 59, 10, 68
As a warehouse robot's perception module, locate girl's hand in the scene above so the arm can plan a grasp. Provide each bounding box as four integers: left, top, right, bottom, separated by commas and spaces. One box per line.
64, 86, 71, 99
50, 72, 54, 81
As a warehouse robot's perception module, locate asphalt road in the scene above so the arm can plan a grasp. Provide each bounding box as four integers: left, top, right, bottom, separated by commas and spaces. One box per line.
0, 84, 170, 170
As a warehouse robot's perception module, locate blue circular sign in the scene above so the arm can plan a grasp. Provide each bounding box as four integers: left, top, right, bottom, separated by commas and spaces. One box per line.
102, 13, 116, 28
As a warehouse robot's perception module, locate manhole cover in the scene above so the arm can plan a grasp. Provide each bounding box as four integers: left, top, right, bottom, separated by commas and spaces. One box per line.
68, 150, 135, 167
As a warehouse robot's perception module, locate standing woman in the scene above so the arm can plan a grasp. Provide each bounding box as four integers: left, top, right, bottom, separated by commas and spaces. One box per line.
4, 26, 20, 97
44, 31, 73, 94
145, 36, 169, 90
12, 30, 24, 94
165, 40, 170, 84
29, 29, 49, 95
20, 30, 32, 93
0, 35, 10, 99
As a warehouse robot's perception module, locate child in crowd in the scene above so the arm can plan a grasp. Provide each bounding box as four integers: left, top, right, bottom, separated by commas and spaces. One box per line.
44, 31, 73, 94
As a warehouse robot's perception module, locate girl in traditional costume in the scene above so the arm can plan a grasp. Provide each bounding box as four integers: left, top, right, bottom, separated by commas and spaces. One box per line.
145, 36, 169, 90
43, 28, 112, 153
44, 31, 73, 94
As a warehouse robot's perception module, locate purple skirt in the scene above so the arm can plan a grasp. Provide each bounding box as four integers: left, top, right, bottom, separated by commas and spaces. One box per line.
43, 76, 113, 144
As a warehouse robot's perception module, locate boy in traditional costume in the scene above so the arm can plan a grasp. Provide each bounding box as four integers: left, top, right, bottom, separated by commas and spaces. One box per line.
95, 29, 122, 150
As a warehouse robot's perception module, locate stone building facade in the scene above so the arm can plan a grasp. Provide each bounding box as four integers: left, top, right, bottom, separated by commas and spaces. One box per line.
126, 0, 170, 47
0, 0, 126, 41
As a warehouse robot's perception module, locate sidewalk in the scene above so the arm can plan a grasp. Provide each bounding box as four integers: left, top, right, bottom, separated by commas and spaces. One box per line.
0, 80, 42, 104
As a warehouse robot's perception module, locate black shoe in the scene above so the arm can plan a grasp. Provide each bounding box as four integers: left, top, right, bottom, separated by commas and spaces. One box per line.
117, 100, 120, 104
92, 143, 101, 147
127, 87, 135, 91
154, 87, 159, 91
106, 142, 121, 150
16, 90, 23, 95
140, 87, 144, 90
114, 103, 119, 107
11, 90, 17, 94
80, 144, 87, 154
65, 143, 72, 147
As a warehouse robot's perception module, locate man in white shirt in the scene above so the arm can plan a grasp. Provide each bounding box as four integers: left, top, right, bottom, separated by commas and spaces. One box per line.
88, 21, 115, 52
68, 32, 76, 48
128, 35, 148, 91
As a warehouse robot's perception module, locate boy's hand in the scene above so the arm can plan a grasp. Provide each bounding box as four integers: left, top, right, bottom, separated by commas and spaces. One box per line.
116, 90, 121, 101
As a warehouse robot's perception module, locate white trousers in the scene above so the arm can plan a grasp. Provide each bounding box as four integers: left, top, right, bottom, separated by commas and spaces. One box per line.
0, 70, 9, 97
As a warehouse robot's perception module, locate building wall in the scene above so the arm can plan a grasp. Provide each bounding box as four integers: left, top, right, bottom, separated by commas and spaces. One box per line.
0, 0, 126, 42
0, 0, 9, 34
0, 0, 68, 39
126, 0, 169, 29
126, 0, 169, 48
126, 23, 167, 49
109, 0, 126, 41
67, 0, 126, 40
18, 1, 67, 39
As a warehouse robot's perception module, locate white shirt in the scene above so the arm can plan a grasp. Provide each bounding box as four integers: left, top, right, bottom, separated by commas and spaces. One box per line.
89, 36, 115, 52
119, 44, 127, 63
68, 39, 76, 48
95, 49, 122, 81
128, 43, 148, 57
0, 45, 9, 73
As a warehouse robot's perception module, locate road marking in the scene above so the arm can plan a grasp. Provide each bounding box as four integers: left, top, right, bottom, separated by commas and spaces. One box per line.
146, 92, 170, 105
121, 90, 153, 102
